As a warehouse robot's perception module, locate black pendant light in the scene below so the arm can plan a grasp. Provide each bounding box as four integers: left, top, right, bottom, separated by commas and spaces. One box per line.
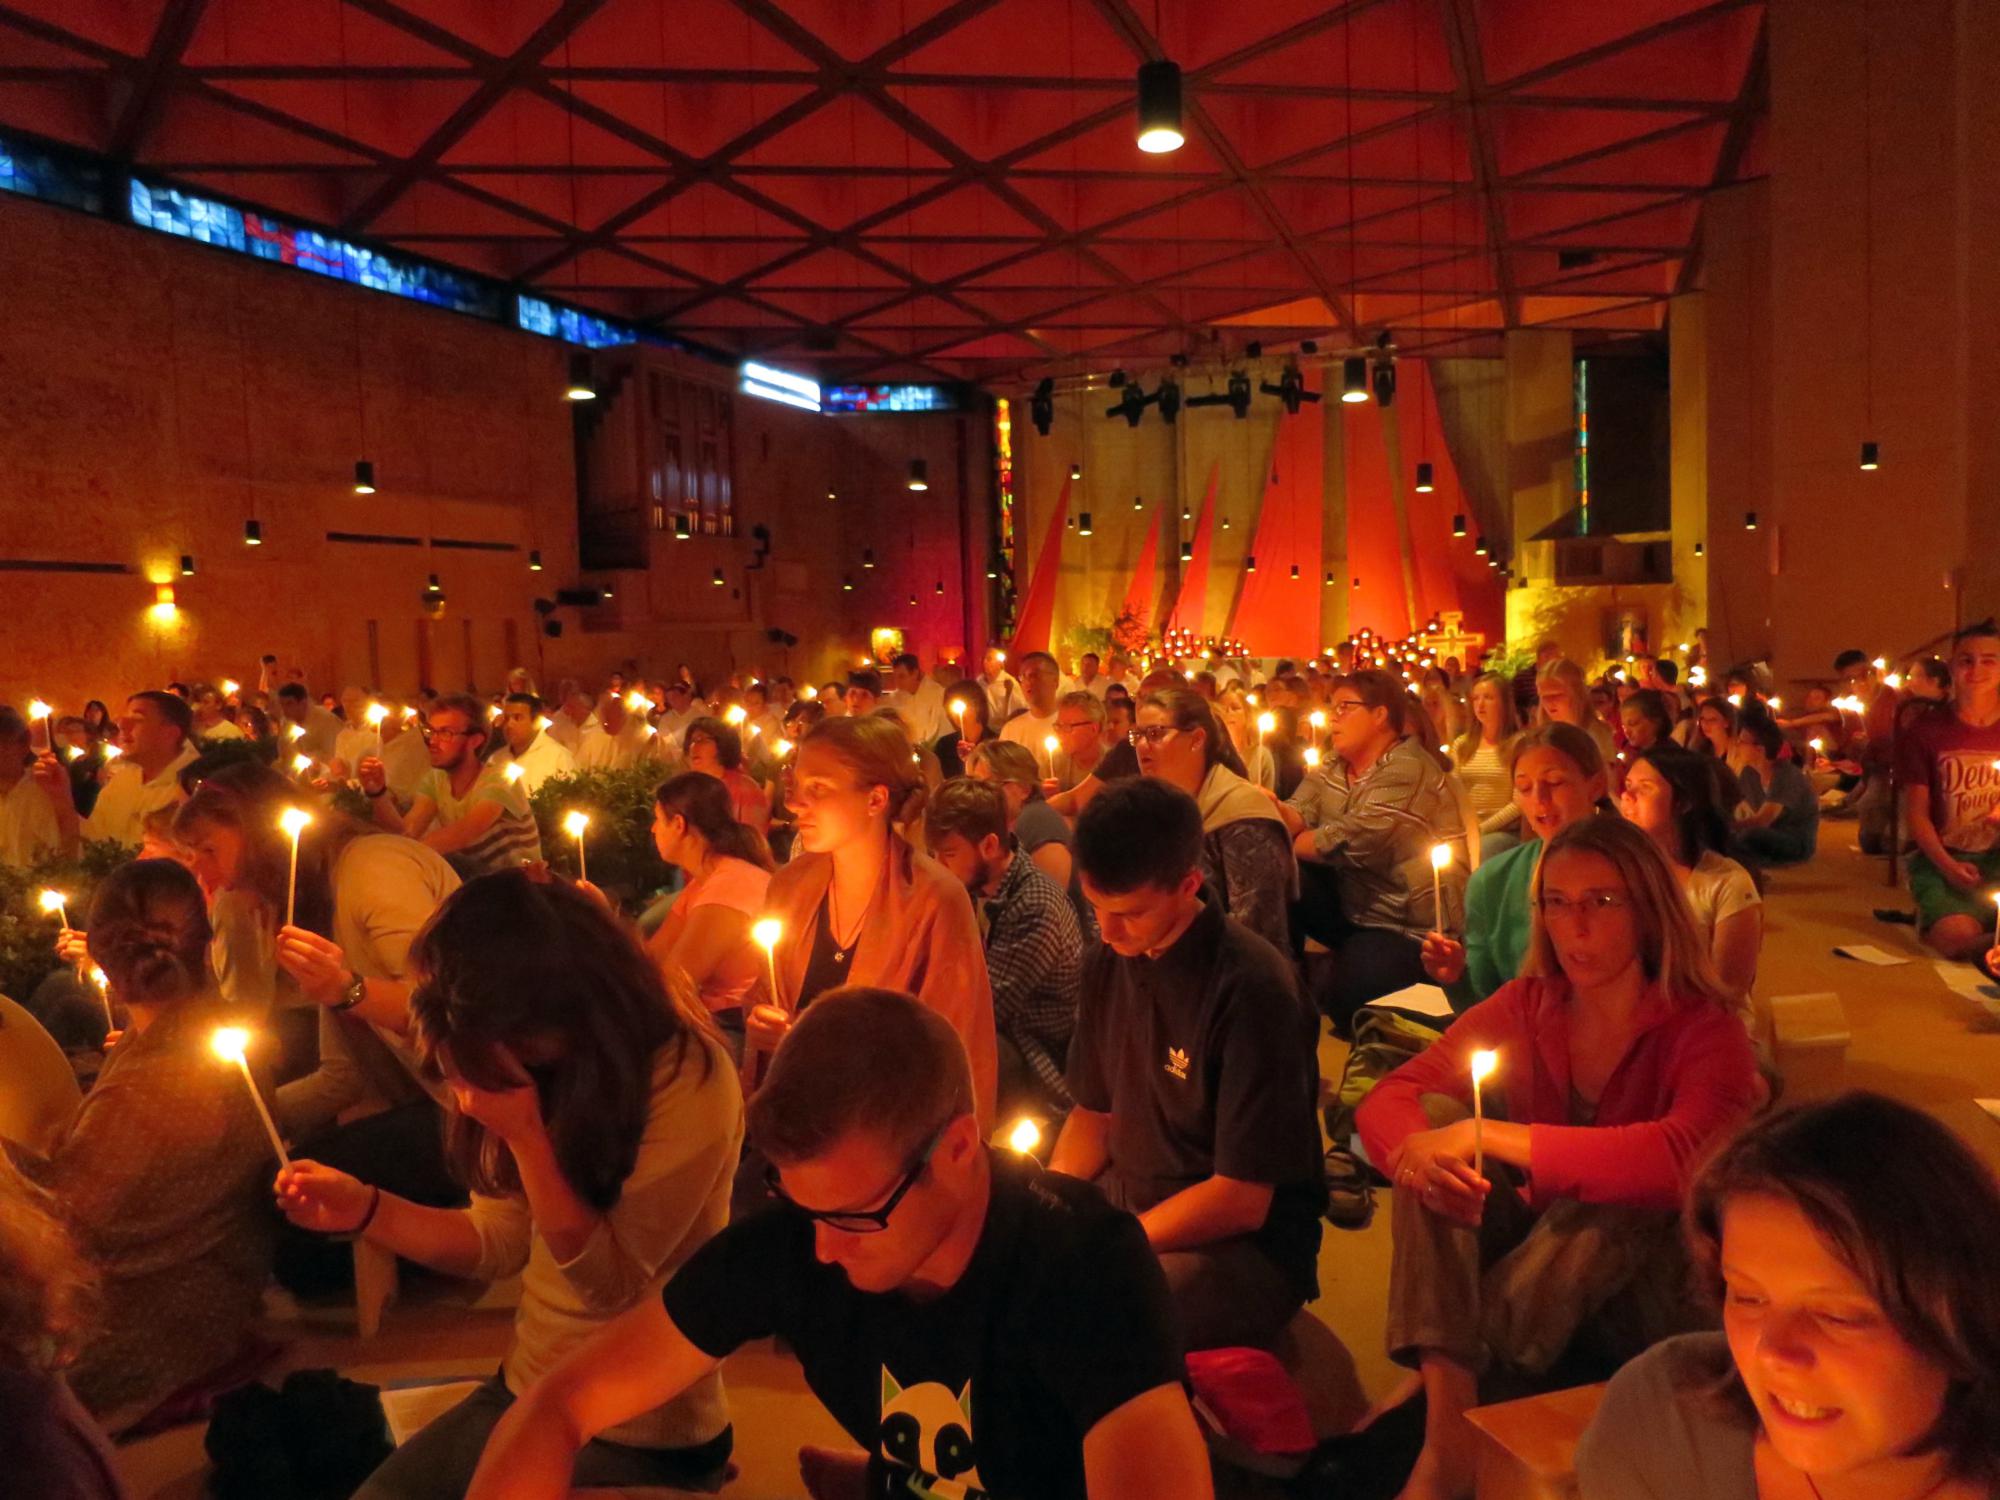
711, 567, 725, 587
1323, 570, 1335, 586
1859, 441, 1880, 470
1245, 554, 1257, 572
1289, 564, 1300, 580
1340, 357, 1369, 404
1078, 512, 1093, 536
1415, 463, 1435, 493
180, 554, 195, 576
934, 579, 945, 596
1180, 540, 1193, 561
863, 549, 876, 569
244, 519, 262, 546
353, 459, 377, 494
564, 353, 596, 401
907, 458, 928, 492
843, 574, 854, 591
1694, 540, 1705, 557
528, 549, 543, 572
1744, 511, 1758, 531
1135, 59, 1184, 154
1069, 461, 1083, 481
1474, 535, 1488, 557
673, 515, 691, 540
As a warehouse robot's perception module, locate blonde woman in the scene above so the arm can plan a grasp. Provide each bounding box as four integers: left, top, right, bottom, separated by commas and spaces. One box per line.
1536, 658, 1621, 789
1216, 684, 1276, 791
1360, 816, 1758, 1500
1451, 672, 1522, 856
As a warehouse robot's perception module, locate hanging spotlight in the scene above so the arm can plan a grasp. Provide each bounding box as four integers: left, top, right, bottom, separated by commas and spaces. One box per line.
1324, 570, 1335, 586
1135, 59, 1184, 154
673, 515, 691, 540
244, 519, 262, 546
1181, 505, 1192, 522
985, 559, 999, 579
1106, 383, 1151, 427
1451, 513, 1467, 537
564, 353, 596, 401
180, 554, 195, 577
711, 567, 725, 587
1245, 554, 1257, 573
528, 549, 543, 572
1220, 514, 1231, 530
842, 574, 854, 591
1259, 363, 1322, 416
1107, 368, 1128, 389
1859, 440, 1880, 470
1474, 535, 1488, 557
1181, 540, 1193, 561
353, 459, 377, 494
1029, 377, 1055, 436
1289, 564, 1300, 580
1069, 461, 1083, 481
908, 458, 929, 492
1352, 576, 1361, 588
863, 549, 876, 569
1132, 494, 1144, 510
1340, 357, 1369, 403
906, 592, 917, 607
1415, 463, 1435, 494
827, 487, 837, 500
1744, 510, 1758, 531
1078, 511, 1094, 536
934, 579, 945, 596
1372, 359, 1397, 407
1694, 540, 1706, 557
1156, 379, 1181, 424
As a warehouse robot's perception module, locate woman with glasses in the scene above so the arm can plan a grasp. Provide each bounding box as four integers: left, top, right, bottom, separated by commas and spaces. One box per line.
1358, 816, 1758, 1500
1131, 686, 1295, 952
753, 715, 996, 1130
276, 872, 742, 1500
682, 716, 771, 839
1421, 722, 1611, 1006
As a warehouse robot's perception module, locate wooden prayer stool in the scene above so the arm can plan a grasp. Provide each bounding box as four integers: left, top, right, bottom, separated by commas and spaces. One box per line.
1766, 990, 1850, 1101
1463, 1382, 1606, 1500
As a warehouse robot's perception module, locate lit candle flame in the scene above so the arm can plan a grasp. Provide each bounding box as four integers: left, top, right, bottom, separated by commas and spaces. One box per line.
38, 888, 67, 915
287, 723, 305, 741
1006, 1117, 1042, 1154
292, 753, 313, 774
365, 702, 388, 725
562, 810, 590, 838
801, 685, 817, 700
27, 699, 50, 721
774, 737, 793, 757
626, 691, 651, 713
1256, 711, 1276, 735
102, 743, 121, 760
752, 918, 783, 951
503, 762, 526, 783
221, 679, 240, 696
1043, 734, 1059, 753
536, 715, 553, 731
1430, 843, 1453, 871
210, 1026, 250, 1063
1470, 1049, 1498, 1084
1308, 710, 1326, 728
1303, 746, 1322, 769
279, 807, 312, 838
724, 704, 748, 726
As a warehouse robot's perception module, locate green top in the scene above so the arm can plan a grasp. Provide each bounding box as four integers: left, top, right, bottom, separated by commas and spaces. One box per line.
1450, 836, 1542, 1011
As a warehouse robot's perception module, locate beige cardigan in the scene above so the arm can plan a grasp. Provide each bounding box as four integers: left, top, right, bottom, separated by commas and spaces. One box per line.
762, 835, 998, 1131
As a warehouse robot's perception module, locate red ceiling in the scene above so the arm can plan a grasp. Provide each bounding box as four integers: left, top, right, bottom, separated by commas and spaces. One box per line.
0, 0, 1766, 384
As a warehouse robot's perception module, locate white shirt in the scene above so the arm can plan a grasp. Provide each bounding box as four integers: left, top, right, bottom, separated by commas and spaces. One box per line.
196, 717, 247, 742
332, 725, 380, 777
490, 731, 578, 794
377, 730, 432, 804
544, 709, 594, 754
999, 710, 1064, 777
888, 678, 948, 744
655, 707, 698, 751
1076, 673, 1110, 700
0, 774, 59, 867
576, 715, 666, 772
980, 671, 1023, 724
81, 744, 197, 846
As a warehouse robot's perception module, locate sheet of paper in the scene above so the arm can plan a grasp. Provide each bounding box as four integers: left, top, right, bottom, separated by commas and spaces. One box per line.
1832, 944, 1911, 967
1933, 960, 2000, 1016
1367, 983, 1455, 1019
379, 1379, 486, 1446
1977, 1100, 2000, 1128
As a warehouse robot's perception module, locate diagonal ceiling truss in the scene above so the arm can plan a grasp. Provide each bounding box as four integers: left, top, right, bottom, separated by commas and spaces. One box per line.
0, 0, 1766, 387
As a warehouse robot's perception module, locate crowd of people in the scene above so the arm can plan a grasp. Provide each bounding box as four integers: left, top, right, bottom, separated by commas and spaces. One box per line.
1, 623, 1997, 1500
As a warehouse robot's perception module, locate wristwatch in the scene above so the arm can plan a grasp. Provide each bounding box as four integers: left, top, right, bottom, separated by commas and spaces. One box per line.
331, 973, 366, 1013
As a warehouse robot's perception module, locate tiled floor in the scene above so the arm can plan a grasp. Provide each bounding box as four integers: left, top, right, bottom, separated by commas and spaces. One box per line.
112, 821, 2000, 1497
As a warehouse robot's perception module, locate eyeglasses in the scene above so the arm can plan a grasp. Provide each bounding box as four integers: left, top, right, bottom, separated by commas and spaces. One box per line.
1327, 700, 1367, 719
1127, 724, 1183, 746
421, 725, 479, 743
763, 1124, 947, 1233
1537, 890, 1631, 920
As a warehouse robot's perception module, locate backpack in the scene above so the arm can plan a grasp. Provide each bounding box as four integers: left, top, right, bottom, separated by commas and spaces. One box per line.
1324, 1003, 1448, 1165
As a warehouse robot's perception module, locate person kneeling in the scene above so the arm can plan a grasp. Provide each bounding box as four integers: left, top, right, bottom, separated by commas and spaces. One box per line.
1052, 778, 1326, 1355
462, 987, 1213, 1500
1358, 816, 1758, 1500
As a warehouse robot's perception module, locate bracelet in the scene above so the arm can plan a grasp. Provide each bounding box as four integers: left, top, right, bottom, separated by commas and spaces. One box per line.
353, 1184, 383, 1236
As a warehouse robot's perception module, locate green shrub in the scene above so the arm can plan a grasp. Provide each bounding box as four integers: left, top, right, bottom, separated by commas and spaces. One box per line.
0, 840, 137, 1003
527, 766, 671, 908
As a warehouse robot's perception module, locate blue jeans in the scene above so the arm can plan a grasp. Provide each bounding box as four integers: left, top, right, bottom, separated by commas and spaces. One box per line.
353, 1374, 731, 1499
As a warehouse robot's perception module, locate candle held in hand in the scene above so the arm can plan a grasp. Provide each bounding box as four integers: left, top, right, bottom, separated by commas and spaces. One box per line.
1429, 843, 1453, 933
1006, 1117, 1042, 1155
1469, 1049, 1498, 1178
1042, 733, 1059, 779
279, 807, 312, 928
503, 762, 525, 784
752, 917, 784, 1011
365, 701, 388, 726
562, 810, 591, 883
38, 888, 69, 929
90, 965, 113, 1031
211, 1027, 290, 1168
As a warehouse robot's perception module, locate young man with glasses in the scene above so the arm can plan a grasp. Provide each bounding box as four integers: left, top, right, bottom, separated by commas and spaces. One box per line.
465, 988, 1211, 1500
361, 693, 543, 876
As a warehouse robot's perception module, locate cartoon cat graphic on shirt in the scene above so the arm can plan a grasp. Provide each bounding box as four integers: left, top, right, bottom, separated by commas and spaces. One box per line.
877, 1367, 988, 1500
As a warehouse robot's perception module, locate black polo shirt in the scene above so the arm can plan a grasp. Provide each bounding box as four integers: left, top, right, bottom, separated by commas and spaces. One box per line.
1065, 892, 1326, 1301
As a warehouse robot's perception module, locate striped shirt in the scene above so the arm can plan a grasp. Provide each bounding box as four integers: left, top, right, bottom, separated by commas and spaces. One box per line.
417, 762, 544, 877
980, 850, 1083, 1103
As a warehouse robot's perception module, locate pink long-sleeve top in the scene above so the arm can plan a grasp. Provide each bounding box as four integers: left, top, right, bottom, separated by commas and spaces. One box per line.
1357, 976, 1757, 1212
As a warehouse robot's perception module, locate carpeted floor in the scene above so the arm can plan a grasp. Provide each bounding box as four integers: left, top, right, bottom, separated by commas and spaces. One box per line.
112, 820, 2000, 1498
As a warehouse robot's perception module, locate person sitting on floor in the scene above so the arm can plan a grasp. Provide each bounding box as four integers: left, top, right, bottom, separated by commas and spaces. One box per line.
1576, 1091, 2000, 1500
1360, 814, 1757, 1500
1618, 746, 1764, 1004
1450, 672, 1524, 859
924, 776, 1082, 1121
1051, 777, 1325, 1354
460, 987, 1213, 1500
1420, 722, 1611, 1008
1730, 711, 1820, 867
1279, 669, 1469, 1034
0, 1151, 126, 1500
277, 870, 743, 1499
1898, 619, 2000, 976
19, 859, 273, 1435
1128, 685, 1295, 953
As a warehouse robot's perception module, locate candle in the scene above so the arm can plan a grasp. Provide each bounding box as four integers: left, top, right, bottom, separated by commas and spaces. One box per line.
279, 807, 312, 927
801, 684, 818, 701
562, 810, 590, 882
1308, 708, 1326, 745
287, 722, 306, 742
752, 917, 784, 1011
949, 699, 968, 742
1303, 746, 1322, 770
27, 698, 52, 755
1006, 1117, 1042, 1154
1042, 733, 1059, 779
1429, 842, 1452, 933
1256, 711, 1275, 744
210, 1027, 290, 1168
626, 690, 651, 713
102, 743, 120, 761
774, 737, 794, 758
503, 762, 526, 785
221, 678, 240, 697
292, 752, 314, 777
1470, 1048, 1498, 1178
365, 701, 388, 726
90, 965, 113, 1032
38, 887, 70, 930
724, 704, 747, 726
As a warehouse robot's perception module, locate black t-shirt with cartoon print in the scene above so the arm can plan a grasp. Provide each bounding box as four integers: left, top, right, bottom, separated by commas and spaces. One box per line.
663, 1149, 1184, 1500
